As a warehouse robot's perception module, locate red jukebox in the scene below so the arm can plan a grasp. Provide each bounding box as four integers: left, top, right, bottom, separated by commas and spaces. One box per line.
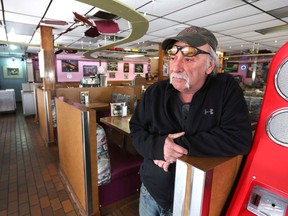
227, 43, 288, 215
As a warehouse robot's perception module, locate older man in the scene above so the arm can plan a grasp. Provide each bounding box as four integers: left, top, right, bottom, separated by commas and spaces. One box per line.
129, 25, 252, 216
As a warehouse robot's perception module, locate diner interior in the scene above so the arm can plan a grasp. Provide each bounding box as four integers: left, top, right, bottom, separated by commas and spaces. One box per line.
1, 0, 288, 215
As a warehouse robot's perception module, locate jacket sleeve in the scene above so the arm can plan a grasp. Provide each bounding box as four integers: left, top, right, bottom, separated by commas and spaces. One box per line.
129, 92, 167, 161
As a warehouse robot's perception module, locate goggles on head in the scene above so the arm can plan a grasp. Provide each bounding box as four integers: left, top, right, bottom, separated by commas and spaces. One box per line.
166, 45, 210, 57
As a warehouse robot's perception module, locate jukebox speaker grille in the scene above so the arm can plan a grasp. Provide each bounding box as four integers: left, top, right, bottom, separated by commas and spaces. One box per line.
275, 58, 288, 100
266, 108, 288, 147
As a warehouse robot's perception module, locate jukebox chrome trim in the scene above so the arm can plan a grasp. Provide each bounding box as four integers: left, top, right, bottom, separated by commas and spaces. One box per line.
266, 108, 288, 147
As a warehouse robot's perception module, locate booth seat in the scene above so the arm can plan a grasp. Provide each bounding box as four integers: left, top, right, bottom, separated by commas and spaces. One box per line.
96, 122, 142, 208
99, 143, 142, 207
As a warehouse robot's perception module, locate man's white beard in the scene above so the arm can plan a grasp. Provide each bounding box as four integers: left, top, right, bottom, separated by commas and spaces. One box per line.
170, 72, 190, 89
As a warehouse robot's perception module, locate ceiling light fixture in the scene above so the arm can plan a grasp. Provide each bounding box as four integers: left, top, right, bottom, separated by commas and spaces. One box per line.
256, 24, 288, 35
125, 54, 144, 58
9, 44, 17, 50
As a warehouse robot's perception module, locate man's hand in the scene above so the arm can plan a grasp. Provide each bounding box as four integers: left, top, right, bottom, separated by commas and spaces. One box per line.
153, 132, 188, 172
164, 132, 188, 163
153, 160, 171, 172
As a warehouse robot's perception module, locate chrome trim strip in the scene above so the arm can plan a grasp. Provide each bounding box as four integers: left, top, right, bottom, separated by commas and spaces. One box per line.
173, 160, 188, 215
44, 91, 51, 143
190, 167, 206, 215
81, 111, 93, 214
266, 108, 288, 147
173, 160, 206, 216
275, 57, 288, 101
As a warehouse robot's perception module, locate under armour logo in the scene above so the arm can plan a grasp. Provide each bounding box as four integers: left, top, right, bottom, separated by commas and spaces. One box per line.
204, 109, 214, 115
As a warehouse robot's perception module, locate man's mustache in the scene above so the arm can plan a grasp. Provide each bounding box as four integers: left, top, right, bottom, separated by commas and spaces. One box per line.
170, 72, 190, 89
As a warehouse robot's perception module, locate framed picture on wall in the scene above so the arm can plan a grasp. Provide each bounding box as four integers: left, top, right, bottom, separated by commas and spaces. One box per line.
224, 62, 239, 73
3, 66, 23, 78
135, 64, 143, 73
246, 66, 253, 78
61, 60, 79, 72
163, 61, 169, 76
124, 63, 129, 72
83, 65, 97, 76
109, 72, 116, 78
107, 61, 118, 72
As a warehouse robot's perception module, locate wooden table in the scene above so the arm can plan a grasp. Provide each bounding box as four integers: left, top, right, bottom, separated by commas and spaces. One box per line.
100, 115, 131, 135
84, 102, 110, 111
100, 115, 136, 153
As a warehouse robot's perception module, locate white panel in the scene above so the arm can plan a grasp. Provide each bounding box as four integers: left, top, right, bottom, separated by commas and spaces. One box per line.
7, 34, 32, 43
139, 0, 204, 17
220, 20, 283, 35
5, 12, 41, 25
207, 14, 274, 32
253, 0, 288, 11
148, 18, 179, 33
45, 0, 95, 22
4, 0, 50, 16
118, 0, 151, 10
165, 0, 245, 22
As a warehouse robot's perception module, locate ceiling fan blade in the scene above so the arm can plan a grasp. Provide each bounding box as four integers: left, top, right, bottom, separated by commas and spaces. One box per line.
92, 10, 118, 20
65, 49, 78, 54
41, 20, 68, 26
55, 49, 63, 55
73, 12, 93, 27
94, 20, 119, 34
85, 27, 100, 38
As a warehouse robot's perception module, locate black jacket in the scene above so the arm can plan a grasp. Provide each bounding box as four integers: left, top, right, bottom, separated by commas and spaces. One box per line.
129, 73, 252, 210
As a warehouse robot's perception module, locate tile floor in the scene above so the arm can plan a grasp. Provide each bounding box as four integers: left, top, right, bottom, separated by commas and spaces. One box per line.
0, 104, 80, 216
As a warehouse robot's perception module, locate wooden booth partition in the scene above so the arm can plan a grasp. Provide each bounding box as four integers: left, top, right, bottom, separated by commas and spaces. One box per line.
173, 155, 243, 216
55, 98, 99, 216
107, 80, 131, 86
35, 86, 55, 146
56, 86, 136, 113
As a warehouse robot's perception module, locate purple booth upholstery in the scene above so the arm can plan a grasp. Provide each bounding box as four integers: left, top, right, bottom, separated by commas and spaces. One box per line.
98, 142, 142, 207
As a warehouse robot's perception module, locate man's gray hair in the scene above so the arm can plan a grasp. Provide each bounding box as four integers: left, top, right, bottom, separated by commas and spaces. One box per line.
209, 47, 220, 74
